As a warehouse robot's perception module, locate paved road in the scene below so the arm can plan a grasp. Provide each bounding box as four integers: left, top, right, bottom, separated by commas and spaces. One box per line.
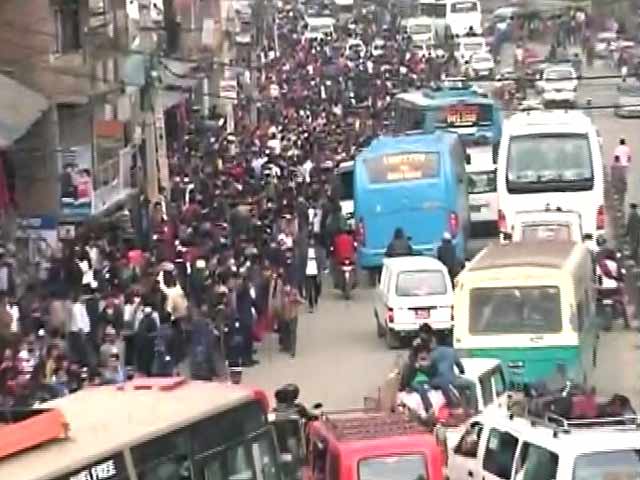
236, 27, 640, 408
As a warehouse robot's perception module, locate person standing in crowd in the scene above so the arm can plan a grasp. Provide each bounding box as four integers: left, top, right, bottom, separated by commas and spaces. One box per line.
279, 283, 304, 357
626, 203, 640, 262
437, 232, 462, 281
305, 236, 321, 313
68, 292, 96, 377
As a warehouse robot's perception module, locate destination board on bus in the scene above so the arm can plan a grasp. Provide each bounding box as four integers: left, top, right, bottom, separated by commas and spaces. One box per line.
436, 103, 492, 128
365, 152, 440, 183
52, 454, 129, 480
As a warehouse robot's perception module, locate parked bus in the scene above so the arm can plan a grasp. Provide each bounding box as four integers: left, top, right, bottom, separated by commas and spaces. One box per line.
0, 378, 284, 480
392, 81, 503, 157
354, 131, 470, 282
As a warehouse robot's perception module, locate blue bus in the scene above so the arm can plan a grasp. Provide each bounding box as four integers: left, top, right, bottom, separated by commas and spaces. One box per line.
354, 131, 470, 276
392, 80, 503, 154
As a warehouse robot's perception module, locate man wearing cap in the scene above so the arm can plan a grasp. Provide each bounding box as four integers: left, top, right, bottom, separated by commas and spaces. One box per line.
437, 232, 462, 281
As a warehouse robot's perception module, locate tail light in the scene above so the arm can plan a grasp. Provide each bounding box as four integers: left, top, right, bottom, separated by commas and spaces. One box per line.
386, 307, 394, 324
448, 212, 459, 238
356, 217, 366, 246
596, 205, 605, 230
498, 209, 507, 232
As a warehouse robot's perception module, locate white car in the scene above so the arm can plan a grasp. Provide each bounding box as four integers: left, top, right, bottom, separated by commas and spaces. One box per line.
535, 65, 578, 106
371, 38, 386, 57
455, 36, 487, 63
374, 256, 453, 349
469, 52, 495, 78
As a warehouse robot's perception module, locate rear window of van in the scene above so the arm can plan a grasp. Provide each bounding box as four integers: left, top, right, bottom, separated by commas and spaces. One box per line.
396, 270, 447, 296
359, 454, 427, 480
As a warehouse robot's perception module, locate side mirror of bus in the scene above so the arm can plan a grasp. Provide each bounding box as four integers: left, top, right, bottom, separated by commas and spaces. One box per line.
465, 153, 471, 165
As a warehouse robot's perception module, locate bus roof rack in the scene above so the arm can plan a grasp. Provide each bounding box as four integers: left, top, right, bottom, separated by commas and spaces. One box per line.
322, 409, 428, 441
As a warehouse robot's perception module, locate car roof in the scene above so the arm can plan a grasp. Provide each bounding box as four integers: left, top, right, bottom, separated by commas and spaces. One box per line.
382, 255, 449, 272
472, 409, 640, 455
467, 241, 578, 271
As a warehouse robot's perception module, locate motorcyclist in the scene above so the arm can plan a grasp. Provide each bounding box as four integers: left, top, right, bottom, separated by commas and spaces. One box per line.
331, 225, 357, 289
595, 235, 629, 329
385, 227, 413, 257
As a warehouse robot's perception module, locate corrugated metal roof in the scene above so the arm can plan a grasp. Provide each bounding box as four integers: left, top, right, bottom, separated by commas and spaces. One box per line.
0, 74, 48, 148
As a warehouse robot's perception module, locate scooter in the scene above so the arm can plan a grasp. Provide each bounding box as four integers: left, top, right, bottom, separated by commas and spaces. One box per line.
595, 254, 627, 331
340, 258, 356, 300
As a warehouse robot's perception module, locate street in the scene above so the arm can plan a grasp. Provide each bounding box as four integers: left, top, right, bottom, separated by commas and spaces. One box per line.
245, 51, 640, 410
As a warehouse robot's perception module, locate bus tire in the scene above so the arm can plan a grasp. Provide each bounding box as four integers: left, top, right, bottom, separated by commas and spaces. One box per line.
385, 329, 401, 349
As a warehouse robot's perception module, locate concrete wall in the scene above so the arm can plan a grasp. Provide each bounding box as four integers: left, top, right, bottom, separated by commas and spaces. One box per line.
10, 109, 60, 216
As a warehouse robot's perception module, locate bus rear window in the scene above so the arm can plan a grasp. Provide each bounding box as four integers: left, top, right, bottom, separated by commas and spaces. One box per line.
359, 454, 428, 480
469, 286, 562, 335
364, 152, 440, 183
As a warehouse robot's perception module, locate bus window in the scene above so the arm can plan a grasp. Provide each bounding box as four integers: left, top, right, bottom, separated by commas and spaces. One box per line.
479, 372, 493, 408
492, 367, 507, 397
251, 434, 280, 480
132, 429, 193, 480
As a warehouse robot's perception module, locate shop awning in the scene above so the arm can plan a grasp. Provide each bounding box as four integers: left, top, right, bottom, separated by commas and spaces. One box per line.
0, 74, 48, 148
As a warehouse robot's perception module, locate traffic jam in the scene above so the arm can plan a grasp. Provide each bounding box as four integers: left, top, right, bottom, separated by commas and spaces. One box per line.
257, 0, 640, 479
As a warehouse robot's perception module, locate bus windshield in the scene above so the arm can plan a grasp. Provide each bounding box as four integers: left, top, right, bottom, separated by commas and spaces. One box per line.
451, 1, 479, 13
419, 2, 446, 17
469, 286, 562, 335
364, 152, 440, 183
507, 134, 593, 193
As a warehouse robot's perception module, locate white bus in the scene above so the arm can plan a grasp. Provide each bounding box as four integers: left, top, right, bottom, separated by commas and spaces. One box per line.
496, 110, 605, 247
0, 378, 283, 480
446, 0, 481, 37
416, 0, 448, 42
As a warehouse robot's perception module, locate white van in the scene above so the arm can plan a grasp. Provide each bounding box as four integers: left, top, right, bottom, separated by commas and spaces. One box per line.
448, 406, 640, 480
466, 145, 497, 233
447, 0, 482, 37
496, 110, 605, 248
374, 256, 453, 349
510, 209, 586, 243
455, 35, 487, 63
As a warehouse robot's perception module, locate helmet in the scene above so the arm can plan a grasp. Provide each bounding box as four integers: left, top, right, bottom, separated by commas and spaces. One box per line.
596, 235, 607, 247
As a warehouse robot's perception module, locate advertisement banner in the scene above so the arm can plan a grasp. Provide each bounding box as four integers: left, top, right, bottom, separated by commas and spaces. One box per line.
58, 145, 94, 218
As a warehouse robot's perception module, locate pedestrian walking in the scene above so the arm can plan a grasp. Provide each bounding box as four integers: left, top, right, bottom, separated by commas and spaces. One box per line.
305, 237, 321, 312
279, 284, 304, 357
627, 204, 640, 262
611, 155, 627, 206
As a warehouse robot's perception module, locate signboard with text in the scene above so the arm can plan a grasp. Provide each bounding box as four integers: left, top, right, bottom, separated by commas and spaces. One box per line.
365, 152, 440, 183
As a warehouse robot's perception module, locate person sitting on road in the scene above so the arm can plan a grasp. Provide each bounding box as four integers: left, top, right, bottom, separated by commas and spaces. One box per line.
385, 227, 413, 257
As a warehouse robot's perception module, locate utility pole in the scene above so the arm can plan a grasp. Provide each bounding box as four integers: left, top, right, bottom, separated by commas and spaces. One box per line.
139, 0, 160, 203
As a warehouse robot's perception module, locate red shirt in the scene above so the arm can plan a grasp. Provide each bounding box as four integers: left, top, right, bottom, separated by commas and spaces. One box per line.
333, 233, 356, 264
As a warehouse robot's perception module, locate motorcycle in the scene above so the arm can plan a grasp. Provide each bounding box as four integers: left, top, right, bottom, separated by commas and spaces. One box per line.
595, 254, 627, 331
339, 258, 356, 300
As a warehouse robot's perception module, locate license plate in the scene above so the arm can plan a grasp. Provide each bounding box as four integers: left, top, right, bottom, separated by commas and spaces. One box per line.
470, 205, 482, 212
415, 309, 430, 320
